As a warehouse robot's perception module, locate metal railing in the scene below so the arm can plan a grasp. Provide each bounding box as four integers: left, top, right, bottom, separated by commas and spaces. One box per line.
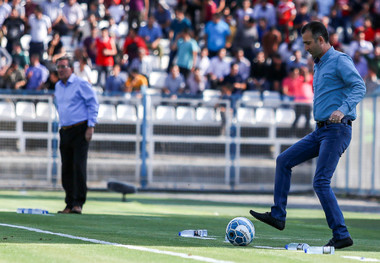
0, 91, 378, 196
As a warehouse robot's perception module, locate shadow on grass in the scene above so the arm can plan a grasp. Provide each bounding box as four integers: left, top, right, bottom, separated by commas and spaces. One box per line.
2, 192, 380, 213
1, 211, 380, 253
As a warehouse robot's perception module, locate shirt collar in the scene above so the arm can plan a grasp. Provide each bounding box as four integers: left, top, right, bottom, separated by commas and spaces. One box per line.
67, 74, 76, 84
58, 74, 76, 87
314, 46, 334, 64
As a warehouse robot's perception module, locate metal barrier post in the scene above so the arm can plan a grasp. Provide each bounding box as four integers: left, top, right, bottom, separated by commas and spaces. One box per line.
51, 120, 59, 187
371, 96, 377, 194
140, 86, 148, 188
229, 97, 237, 190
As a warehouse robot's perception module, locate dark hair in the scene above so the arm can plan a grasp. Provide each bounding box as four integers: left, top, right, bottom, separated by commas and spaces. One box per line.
56, 56, 74, 69
301, 21, 329, 43
35, 5, 43, 13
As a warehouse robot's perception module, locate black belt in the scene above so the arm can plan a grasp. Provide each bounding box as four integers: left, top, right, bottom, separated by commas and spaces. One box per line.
316, 119, 352, 128
61, 120, 87, 130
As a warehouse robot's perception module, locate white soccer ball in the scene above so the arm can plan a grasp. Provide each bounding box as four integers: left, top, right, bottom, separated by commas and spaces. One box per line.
225, 217, 255, 246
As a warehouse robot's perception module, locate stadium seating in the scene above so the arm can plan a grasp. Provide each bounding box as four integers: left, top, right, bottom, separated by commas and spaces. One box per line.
0, 101, 16, 119
35, 102, 58, 120
236, 107, 255, 125
241, 90, 262, 107
149, 71, 167, 89
159, 39, 170, 55
176, 106, 195, 122
15, 101, 36, 119
275, 108, 296, 127
202, 89, 221, 105
60, 35, 75, 53
155, 105, 176, 121
196, 107, 216, 122
97, 104, 117, 122
118, 21, 129, 37
255, 107, 275, 125
90, 69, 98, 85
262, 91, 282, 108
20, 34, 31, 51
116, 104, 138, 122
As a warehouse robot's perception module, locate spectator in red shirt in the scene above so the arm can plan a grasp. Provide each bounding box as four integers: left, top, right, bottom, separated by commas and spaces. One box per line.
91, 27, 117, 86
276, 0, 297, 43
122, 27, 149, 70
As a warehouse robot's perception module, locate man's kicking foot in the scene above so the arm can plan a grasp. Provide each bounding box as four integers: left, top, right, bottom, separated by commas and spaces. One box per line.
249, 210, 285, 231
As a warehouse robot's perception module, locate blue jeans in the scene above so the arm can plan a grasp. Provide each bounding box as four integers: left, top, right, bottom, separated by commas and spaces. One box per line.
271, 122, 352, 239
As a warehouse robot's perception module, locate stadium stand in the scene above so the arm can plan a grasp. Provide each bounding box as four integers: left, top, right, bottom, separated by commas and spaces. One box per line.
15, 101, 36, 119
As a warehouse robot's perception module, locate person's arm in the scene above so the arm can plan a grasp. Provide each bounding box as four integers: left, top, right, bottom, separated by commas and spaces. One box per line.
144, 0, 149, 21
79, 79, 99, 131
103, 38, 117, 56
216, 0, 225, 13
1, 24, 7, 36
331, 54, 366, 121
124, 78, 133, 93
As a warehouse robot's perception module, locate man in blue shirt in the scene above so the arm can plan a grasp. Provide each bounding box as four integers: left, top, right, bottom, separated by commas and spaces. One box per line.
204, 12, 230, 58
250, 21, 366, 249
55, 56, 99, 214
105, 64, 125, 94
25, 54, 49, 91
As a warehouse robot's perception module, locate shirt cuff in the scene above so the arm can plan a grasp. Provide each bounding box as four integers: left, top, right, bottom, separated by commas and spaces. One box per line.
87, 121, 96, 127
337, 104, 349, 116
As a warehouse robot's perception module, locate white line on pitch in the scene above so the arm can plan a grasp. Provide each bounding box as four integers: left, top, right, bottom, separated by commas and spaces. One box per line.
0, 223, 233, 263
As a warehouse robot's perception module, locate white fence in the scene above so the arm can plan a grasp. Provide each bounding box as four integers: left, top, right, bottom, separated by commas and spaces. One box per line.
0, 92, 378, 196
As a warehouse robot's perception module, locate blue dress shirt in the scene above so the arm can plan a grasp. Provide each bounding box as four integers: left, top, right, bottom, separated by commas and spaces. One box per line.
55, 74, 99, 127
313, 47, 366, 121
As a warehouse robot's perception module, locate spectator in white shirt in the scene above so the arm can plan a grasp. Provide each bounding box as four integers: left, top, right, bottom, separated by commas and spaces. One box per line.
74, 56, 93, 84
62, 0, 84, 44
106, 0, 125, 24
196, 47, 210, 77
28, 5, 51, 60
42, 0, 62, 33
0, 0, 11, 26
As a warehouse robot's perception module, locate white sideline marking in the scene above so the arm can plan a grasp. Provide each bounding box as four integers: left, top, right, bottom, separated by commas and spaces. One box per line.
0, 223, 233, 263
342, 256, 380, 262
253, 245, 285, 250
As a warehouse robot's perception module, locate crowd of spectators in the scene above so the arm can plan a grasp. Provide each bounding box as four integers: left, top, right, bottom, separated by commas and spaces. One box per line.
0, 0, 379, 98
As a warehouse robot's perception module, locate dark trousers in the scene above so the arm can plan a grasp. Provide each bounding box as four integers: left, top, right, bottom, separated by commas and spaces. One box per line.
271, 122, 352, 240
59, 122, 89, 208
29, 41, 44, 60
292, 104, 312, 130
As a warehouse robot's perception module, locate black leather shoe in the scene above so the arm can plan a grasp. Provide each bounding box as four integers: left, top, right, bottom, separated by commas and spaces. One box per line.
249, 210, 285, 230
58, 207, 71, 214
325, 236, 353, 249
70, 206, 82, 214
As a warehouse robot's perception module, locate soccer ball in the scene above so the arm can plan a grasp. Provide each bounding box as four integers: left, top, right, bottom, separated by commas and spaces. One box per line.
225, 217, 255, 246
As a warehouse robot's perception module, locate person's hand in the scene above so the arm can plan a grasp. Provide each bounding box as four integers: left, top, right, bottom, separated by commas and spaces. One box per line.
85, 127, 94, 142
329, 110, 344, 123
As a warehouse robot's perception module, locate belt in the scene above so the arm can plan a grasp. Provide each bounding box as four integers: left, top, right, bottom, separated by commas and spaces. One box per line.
61, 120, 87, 130
316, 119, 352, 128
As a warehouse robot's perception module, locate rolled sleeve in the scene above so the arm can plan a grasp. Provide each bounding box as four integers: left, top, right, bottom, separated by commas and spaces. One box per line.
336, 55, 366, 116
79, 80, 99, 127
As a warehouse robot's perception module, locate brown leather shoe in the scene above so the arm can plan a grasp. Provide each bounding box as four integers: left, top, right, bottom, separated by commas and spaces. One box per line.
58, 207, 71, 214
70, 206, 82, 214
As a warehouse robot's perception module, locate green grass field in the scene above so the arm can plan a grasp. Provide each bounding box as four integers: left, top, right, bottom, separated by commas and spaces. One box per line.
0, 190, 379, 263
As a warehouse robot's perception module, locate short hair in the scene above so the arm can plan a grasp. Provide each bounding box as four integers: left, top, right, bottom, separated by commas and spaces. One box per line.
56, 56, 74, 69
301, 21, 329, 43
34, 5, 43, 13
